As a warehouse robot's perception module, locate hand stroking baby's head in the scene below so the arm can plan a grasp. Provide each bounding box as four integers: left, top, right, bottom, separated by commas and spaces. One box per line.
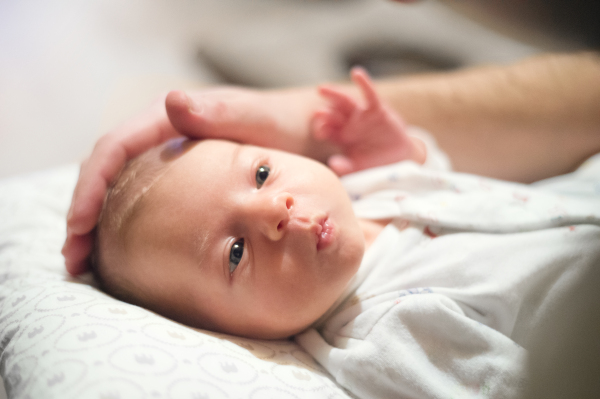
94, 138, 365, 339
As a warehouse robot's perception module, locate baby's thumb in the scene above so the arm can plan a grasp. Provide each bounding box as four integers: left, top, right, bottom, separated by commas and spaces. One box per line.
327, 154, 355, 176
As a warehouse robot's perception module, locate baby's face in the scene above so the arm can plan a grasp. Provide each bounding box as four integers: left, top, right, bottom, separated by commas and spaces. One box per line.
124, 140, 364, 338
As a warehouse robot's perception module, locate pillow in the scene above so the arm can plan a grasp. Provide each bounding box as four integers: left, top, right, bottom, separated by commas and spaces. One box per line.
0, 165, 351, 399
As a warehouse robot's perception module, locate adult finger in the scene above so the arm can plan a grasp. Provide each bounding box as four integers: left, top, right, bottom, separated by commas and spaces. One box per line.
166, 89, 256, 139
63, 99, 180, 275
67, 103, 178, 236
166, 88, 301, 152
165, 90, 201, 137
63, 232, 93, 275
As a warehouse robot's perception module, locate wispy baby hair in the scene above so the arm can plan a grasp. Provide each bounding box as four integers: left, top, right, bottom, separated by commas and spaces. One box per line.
92, 138, 195, 303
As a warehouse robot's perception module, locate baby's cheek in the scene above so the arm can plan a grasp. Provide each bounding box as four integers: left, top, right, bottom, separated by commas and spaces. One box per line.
259, 272, 306, 311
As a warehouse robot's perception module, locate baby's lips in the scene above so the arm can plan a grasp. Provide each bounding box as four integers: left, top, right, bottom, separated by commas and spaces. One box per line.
317, 218, 335, 251
286, 214, 328, 246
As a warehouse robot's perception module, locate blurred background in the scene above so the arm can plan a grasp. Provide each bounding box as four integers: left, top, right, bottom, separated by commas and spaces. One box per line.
0, 0, 556, 179
0, 1, 597, 398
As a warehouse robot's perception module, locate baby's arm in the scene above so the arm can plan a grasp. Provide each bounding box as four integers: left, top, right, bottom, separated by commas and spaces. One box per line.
312, 67, 426, 176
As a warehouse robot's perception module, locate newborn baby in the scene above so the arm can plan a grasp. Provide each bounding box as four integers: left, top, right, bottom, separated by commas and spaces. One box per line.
93, 69, 426, 339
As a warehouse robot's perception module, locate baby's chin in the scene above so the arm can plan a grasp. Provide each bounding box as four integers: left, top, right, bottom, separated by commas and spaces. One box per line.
227, 321, 313, 340
171, 309, 312, 340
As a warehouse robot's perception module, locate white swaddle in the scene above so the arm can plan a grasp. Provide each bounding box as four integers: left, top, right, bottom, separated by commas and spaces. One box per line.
297, 154, 600, 399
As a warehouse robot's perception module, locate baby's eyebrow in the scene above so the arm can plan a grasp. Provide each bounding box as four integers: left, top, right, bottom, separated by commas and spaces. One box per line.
193, 230, 212, 272
231, 144, 243, 168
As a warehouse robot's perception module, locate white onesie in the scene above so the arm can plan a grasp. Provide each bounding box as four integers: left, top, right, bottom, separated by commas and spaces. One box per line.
296, 137, 600, 399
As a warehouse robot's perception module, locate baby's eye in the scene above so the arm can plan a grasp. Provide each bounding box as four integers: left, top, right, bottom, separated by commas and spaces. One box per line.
255, 165, 270, 189
229, 239, 244, 273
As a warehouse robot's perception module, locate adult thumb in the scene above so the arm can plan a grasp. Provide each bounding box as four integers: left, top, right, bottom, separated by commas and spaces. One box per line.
165, 90, 208, 138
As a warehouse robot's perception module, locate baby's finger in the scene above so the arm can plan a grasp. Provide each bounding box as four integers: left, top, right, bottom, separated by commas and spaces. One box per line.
327, 154, 356, 176
312, 111, 332, 141
351, 67, 381, 110
313, 109, 348, 141
319, 108, 347, 130
317, 86, 357, 117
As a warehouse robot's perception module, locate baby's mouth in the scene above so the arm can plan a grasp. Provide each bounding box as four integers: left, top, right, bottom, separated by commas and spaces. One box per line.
316, 217, 335, 251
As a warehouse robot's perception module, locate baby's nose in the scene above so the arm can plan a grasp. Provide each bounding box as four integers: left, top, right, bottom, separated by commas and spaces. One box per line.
251, 192, 294, 241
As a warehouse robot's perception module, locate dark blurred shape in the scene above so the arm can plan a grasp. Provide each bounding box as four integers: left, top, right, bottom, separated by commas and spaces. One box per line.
439, 0, 600, 48
345, 44, 462, 78
523, 263, 600, 399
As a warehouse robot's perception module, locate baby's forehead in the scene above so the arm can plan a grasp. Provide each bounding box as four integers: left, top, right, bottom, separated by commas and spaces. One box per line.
161, 140, 244, 182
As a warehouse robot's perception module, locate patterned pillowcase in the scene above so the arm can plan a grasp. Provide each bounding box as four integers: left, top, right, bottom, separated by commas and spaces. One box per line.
0, 166, 350, 399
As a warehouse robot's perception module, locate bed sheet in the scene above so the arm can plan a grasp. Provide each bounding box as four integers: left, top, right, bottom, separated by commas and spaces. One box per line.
0, 165, 352, 399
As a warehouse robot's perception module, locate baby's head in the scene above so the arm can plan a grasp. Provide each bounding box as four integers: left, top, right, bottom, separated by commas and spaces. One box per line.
94, 139, 365, 339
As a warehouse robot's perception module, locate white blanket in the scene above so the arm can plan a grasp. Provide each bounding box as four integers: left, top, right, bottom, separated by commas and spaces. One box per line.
297, 155, 600, 399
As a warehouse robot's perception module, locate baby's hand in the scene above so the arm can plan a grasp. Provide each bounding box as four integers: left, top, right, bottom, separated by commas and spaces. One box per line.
312, 67, 426, 175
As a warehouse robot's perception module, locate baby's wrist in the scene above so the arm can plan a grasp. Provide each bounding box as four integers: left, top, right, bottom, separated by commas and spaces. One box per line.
408, 136, 427, 165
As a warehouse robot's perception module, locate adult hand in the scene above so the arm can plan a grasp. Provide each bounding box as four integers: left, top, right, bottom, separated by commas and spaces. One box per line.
62, 95, 180, 275
312, 68, 425, 176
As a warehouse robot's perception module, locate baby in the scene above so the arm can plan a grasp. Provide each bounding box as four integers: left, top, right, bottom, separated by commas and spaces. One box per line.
93, 68, 427, 339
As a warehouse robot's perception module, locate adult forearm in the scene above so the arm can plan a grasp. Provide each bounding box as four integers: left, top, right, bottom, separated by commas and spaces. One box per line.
374, 52, 600, 182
